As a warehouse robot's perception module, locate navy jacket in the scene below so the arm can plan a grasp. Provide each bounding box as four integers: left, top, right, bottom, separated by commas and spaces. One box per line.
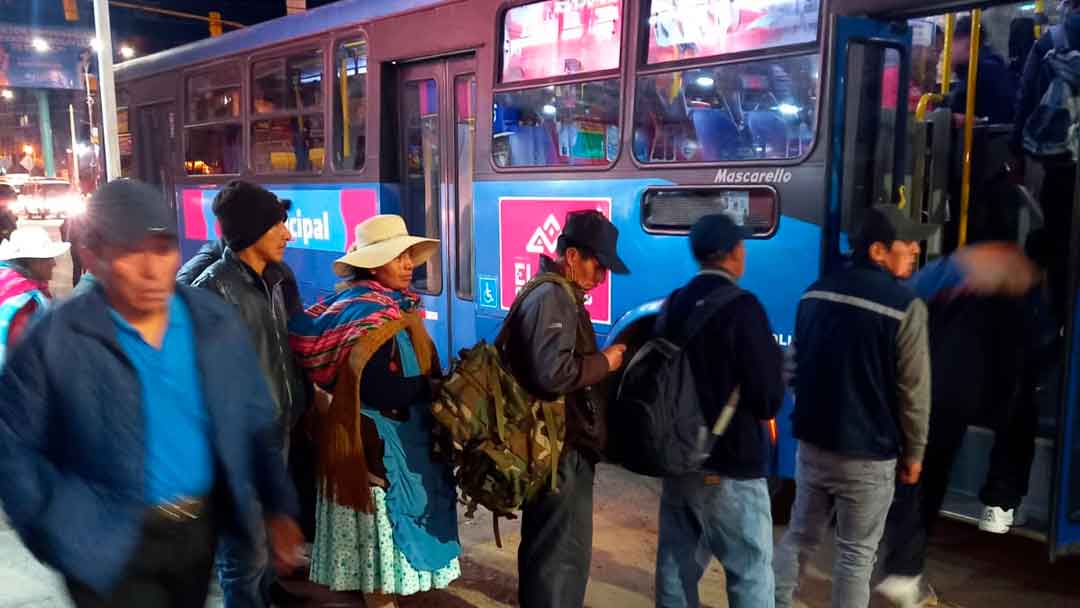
948, 51, 1017, 124
0, 284, 298, 594
1013, 12, 1080, 154
662, 271, 785, 478
791, 263, 931, 463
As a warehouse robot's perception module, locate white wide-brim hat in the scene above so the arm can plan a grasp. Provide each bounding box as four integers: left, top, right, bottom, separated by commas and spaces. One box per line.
0, 227, 70, 261
333, 214, 439, 277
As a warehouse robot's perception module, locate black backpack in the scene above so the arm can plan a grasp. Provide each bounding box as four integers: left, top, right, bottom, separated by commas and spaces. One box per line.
611, 285, 744, 477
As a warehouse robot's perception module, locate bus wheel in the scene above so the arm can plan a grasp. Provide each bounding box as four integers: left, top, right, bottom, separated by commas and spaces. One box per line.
770, 476, 796, 525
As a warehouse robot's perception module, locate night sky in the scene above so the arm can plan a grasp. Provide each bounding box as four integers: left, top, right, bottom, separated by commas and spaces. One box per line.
0, 0, 342, 56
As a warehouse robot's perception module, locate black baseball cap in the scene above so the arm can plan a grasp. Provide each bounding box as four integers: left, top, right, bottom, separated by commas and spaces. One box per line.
855, 205, 939, 247
85, 179, 178, 246
690, 213, 750, 262
559, 210, 630, 274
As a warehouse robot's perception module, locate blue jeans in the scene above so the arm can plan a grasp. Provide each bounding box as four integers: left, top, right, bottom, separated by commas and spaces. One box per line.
216, 514, 272, 608
655, 475, 774, 608
774, 443, 896, 608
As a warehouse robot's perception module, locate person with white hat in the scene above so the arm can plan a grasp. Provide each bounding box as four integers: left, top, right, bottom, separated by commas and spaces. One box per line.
0, 226, 69, 358
290, 214, 461, 608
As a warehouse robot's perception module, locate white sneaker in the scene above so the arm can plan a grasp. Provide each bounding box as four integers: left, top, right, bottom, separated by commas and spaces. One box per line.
876, 575, 920, 607
979, 505, 1014, 534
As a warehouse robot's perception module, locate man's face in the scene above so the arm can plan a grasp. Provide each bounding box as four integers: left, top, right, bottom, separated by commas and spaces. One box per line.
566, 248, 608, 292
249, 221, 291, 266
871, 240, 921, 279
952, 35, 970, 73
26, 258, 56, 284
90, 235, 181, 316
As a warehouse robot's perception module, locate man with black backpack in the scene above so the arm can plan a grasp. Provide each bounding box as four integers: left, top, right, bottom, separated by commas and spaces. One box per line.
499, 210, 629, 608
652, 213, 785, 608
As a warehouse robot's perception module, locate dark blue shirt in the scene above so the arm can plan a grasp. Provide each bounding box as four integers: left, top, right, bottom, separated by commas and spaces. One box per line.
109, 296, 213, 505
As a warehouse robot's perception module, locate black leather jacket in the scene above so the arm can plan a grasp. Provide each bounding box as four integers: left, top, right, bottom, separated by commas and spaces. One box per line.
192, 250, 307, 441
177, 240, 225, 286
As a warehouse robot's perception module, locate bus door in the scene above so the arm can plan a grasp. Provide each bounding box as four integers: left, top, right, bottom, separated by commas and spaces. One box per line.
133, 101, 178, 209
824, 16, 911, 270
396, 55, 477, 366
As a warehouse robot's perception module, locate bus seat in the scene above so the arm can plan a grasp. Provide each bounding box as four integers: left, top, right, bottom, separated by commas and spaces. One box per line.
689, 108, 739, 161
745, 110, 788, 158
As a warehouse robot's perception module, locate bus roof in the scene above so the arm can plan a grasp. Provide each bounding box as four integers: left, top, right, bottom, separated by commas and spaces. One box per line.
115, 0, 448, 82
831, 0, 1005, 17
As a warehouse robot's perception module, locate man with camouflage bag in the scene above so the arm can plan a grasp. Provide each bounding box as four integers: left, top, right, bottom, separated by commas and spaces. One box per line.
498, 210, 630, 608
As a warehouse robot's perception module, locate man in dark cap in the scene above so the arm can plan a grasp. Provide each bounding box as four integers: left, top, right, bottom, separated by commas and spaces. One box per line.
654, 213, 785, 608
775, 205, 936, 608
192, 179, 307, 608
0, 179, 305, 607
500, 209, 629, 608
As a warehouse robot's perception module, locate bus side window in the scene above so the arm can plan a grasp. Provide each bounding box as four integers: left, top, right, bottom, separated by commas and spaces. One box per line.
250, 50, 325, 174
184, 64, 242, 176
333, 37, 368, 172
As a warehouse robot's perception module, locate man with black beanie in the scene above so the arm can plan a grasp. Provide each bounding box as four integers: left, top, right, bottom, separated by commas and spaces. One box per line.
193, 179, 307, 608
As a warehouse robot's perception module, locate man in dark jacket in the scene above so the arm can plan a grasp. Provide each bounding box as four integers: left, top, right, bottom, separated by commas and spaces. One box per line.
192, 180, 307, 608
654, 214, 784, 608
0, 179, 305, 607
775, 205, 935, 608
948, 16, 1017, 125
500, 210, 629, 608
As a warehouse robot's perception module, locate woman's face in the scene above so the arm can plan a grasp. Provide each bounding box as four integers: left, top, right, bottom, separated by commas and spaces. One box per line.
372, 249, 416, 291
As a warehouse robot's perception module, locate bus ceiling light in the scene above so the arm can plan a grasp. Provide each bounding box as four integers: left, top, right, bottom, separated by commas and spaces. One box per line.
22, 144, 33, 156
542, 104, 557, 116
75, 142, 91, 157
32, 38, 50, 53
695, 76, 715, 87
777, 103, 801, 116
1, 90, 12, 100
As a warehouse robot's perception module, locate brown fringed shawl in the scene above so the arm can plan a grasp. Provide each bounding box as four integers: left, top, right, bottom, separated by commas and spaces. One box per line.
290, 280, 437, 513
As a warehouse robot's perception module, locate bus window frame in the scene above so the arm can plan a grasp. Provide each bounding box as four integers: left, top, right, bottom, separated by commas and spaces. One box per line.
628, 43, 824, 170
330, 32, 371, 177
636, 0, 824, 69
182, 59, 245, 179
639, 184, 781, 239
489, 0, 629, 173
247, 43, 330, 176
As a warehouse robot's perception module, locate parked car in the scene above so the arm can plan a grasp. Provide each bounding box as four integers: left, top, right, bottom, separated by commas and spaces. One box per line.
18, 179, 84, 219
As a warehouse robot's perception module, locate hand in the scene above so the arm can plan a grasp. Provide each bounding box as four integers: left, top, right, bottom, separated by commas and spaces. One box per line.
602, 344, 627, 372
898, 460, 923, 485
267, 515, 307, 575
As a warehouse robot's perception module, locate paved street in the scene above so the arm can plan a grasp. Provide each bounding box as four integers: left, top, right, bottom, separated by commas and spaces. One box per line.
0, 220, 1077, 606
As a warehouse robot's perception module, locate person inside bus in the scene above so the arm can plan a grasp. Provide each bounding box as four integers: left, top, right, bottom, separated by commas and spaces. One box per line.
0, 226, 69, 360
1008, 16, 1037, 85
499, 210, 629, 608
775, 205, 935, 608
948, 16, 1018, 125
875, 238, 1041, 608
654, 214, 784, 608
192, 180, 308, 608
289, 215, 461, 608
1011, 0, 1080, 328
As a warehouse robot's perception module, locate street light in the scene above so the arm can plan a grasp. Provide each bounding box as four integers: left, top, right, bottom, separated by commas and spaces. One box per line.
1, 90, 12, 101
119, 45, 135, 59
22, 144, 34, 156
31, 38, 50, 53
89, 37, 101, 52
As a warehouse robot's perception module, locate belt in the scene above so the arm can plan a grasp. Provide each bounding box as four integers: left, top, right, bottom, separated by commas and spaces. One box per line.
150, 496, 208, 523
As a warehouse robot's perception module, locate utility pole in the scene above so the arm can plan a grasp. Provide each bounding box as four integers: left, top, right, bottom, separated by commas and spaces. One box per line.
69, 104, 80, 187
92, 0, 121, 181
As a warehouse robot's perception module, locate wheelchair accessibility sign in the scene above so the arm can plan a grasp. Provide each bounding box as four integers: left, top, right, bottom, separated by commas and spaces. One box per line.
478, 275, 499, 309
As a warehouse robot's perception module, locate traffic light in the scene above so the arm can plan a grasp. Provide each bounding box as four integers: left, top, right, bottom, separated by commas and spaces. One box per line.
209, 11, 223, 37
63, 0, 79, 21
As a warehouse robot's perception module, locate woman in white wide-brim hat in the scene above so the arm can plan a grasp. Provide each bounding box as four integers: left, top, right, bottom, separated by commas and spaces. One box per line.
0, 226, 70, 359
290, 215, 459, 607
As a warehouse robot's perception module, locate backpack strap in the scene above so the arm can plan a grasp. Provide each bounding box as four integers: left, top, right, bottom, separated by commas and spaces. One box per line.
494, 272, 579, 350
658, 283, 746, 347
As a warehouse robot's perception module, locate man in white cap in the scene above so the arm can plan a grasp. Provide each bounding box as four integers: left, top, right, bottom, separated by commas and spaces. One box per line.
0, 226, 69, 359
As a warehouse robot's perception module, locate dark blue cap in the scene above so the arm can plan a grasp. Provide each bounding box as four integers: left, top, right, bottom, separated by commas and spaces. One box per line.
690, 213, 748, 262
85, 179, 178, 246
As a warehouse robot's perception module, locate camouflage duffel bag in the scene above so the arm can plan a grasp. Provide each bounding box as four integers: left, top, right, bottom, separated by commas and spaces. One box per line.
431, 340, 565, 539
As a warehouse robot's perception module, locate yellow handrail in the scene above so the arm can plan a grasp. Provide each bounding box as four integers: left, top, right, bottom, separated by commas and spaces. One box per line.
915, 92, 945, 122
1035, 0, 1045, 39
940, 14, 956, 95
959, 10, 981, 247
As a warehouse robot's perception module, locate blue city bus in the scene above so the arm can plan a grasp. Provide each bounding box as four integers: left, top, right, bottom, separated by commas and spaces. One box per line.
114, 0, 1080, 559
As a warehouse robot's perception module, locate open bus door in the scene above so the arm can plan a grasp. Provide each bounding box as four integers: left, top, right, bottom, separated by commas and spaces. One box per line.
824, 16, 912, 271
